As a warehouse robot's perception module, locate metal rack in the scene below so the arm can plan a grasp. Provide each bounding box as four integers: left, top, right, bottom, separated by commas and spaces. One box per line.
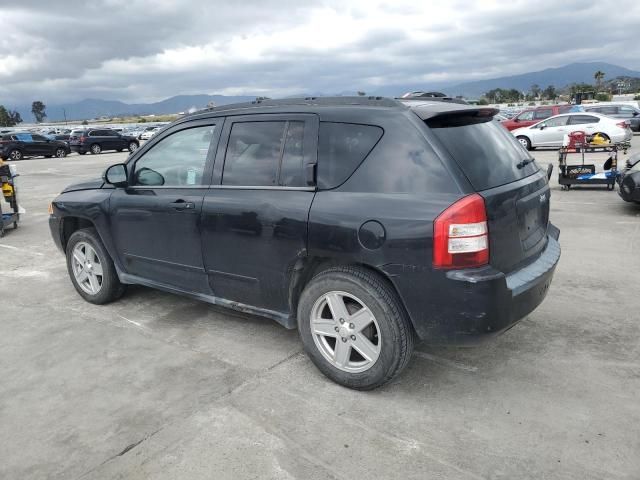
557, 137, 630, 190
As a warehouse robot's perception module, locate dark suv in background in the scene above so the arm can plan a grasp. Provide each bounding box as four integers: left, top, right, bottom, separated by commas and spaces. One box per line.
69, 128, 139, 155
49, 97, 560, 389
0, 132, 70, 160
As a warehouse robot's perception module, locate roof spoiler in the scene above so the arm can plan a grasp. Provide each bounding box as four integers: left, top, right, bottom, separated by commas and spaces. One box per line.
410, 104, 499, 121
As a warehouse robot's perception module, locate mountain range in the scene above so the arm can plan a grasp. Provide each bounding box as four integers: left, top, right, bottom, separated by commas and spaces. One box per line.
6, 62, 639, 122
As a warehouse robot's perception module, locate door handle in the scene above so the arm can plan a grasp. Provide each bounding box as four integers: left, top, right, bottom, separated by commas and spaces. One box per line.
169, 199, 195, 210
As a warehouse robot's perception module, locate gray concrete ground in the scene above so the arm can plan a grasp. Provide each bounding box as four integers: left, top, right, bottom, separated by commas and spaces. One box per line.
1, 139, 639, 480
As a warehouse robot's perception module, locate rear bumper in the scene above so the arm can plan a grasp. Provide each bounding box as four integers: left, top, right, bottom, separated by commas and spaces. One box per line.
401, 225, 560, 344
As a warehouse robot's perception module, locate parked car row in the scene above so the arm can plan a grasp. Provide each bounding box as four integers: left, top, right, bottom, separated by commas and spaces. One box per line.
511, 112, 633, 150
0, 128, 143, 160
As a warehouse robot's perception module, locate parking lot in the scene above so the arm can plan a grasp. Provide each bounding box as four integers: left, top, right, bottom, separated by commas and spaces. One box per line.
1, 141, 639, 479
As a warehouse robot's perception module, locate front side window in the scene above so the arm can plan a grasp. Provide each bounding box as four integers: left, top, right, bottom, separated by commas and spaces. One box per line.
222, 121, 306, 187
619, 106, 636, 116
132, 125, 216, 187
31, 134, 47, 141
14, 133, 33, 142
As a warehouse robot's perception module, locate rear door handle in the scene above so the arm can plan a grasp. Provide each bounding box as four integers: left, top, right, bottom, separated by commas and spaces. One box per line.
169, 199, 195, 211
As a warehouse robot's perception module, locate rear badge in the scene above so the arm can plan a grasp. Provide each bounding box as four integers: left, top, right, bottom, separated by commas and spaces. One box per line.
539, 193, 547, 204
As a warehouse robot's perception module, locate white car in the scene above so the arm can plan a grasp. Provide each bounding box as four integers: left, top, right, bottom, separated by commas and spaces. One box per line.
511, 112, 632, 150
139, 128, 160, 140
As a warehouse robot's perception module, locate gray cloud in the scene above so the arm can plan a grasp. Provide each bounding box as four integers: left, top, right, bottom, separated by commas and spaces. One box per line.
0, 0, 639, 105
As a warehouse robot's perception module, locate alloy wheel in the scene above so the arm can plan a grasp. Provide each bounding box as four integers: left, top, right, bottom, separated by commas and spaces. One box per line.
310, 291, 381, 373
71, 242, 103, 295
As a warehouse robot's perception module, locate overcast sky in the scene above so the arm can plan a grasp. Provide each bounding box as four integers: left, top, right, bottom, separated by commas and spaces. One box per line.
1, 0, 639, 105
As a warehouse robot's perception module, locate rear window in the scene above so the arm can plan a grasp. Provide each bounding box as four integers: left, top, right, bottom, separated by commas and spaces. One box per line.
317, 122, 383, 189
428, 116, 539, 191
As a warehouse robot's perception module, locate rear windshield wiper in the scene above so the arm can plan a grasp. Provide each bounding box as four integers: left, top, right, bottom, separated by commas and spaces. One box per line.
517, 158, 534, 169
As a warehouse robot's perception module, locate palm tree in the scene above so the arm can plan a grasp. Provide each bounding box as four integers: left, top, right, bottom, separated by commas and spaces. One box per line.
594, 70, 605, 91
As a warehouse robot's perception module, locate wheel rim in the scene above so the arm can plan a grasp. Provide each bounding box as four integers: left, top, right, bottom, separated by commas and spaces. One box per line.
91, 145, 100, 154
129, 142, 138, 152
518, 137, 529, 148
310, 291, 381, 373
56, 148, 65, 157
71, 242, 103, 295
10, 150, 21, 160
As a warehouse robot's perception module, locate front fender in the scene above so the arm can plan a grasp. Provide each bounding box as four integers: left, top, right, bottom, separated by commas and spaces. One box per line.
50, 189, 122, 271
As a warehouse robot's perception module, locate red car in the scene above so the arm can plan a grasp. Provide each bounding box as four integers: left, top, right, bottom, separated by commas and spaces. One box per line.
502, 105, 574, 131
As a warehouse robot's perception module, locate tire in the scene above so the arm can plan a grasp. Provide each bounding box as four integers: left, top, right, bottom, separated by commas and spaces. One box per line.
517, 136, 532, 150
55, 148, 66, 158
8, 149, 22, 161
66, 227, 126, 304
298, 266, 414, 390
90, 144, 101, 154
128, 142, 138, 153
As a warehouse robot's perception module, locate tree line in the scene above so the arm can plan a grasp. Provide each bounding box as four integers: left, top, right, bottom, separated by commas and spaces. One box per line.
0, 101, 47, 127
478, 70, 640, 104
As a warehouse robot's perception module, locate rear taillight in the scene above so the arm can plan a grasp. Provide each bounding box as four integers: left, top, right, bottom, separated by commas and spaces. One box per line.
617, 121, 629, 129
433, 193, 489, 269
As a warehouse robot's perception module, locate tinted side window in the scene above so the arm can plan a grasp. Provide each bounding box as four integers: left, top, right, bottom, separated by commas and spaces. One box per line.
534, 109, 553, 119
569, 115, 600, 125
317, 122, 383, 189
31, 134, 47, 141
517, 111, 534, 121
133, 125, 216, 187
14, 133, 33, 142
222, 122, 286, 186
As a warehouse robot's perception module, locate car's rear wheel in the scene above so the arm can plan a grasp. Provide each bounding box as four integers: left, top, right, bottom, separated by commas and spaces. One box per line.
55, 148, 66, 158
128, 142, 138, 153
66, 228, 126, 304
298, 266, 414, 390
90, 144, 101, 154
517, 136, 532, 150
8, 149, 22, 160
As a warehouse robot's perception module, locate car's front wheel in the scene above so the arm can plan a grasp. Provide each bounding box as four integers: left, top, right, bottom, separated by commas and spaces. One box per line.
128, 142, 138, 153
66, 228, 126, 304
298, 266, 414, 390
517, 136, 532, 150
8, 149, 22, 160
55, 147, 66, 158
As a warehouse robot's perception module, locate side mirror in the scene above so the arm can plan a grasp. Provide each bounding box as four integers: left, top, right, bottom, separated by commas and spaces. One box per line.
513, 118, 520, 122
103, 163, 128, 187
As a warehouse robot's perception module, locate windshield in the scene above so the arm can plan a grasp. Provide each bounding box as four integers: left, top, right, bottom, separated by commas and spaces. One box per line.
428, 117, 539, 191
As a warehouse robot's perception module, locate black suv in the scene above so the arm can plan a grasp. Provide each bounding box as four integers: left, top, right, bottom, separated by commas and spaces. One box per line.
49, 97, 560, 389
0, 132, 70, 160
69, 128, 140, 155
